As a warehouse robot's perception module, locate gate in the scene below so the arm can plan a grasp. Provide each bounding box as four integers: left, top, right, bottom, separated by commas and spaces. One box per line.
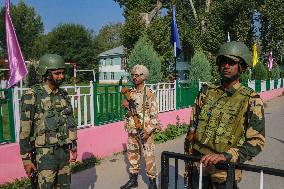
0, 88, 15, 143
161, 151, 284, 189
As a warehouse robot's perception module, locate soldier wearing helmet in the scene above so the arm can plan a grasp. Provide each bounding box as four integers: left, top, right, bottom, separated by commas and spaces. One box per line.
19, 54, 77, 188
121, 64, 160, 189
184, 42, 265, 188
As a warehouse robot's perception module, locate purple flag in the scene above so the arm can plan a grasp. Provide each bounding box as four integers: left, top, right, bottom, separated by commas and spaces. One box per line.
268, 49, 273, 71
5, 0, 28, 88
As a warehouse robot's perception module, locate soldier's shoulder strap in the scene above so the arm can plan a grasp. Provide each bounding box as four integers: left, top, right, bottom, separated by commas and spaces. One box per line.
200, 82, 218, 95
238, 85, 257, 97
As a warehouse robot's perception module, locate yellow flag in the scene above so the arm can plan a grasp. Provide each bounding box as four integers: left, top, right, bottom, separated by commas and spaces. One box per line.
252, 43, 258, 67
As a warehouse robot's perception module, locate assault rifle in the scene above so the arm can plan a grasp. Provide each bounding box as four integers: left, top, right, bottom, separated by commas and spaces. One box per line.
30, 144, 38, 189
121, 87, 145, 149
184, 106, 200, 188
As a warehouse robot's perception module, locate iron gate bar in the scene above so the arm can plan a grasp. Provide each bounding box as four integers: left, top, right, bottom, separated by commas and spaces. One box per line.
161, 151, 284, 189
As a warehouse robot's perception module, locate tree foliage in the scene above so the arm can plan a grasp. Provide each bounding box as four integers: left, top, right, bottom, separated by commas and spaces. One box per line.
0, 0, 44, 60
115, 0, 258, 81
270, 64, 280, 79
127, 36, 162, 84
259, 0, 284, 66
94, 22, 122, 53
189, 50, 211, 81
253, 62, 268, 80
47, 24, 98, 81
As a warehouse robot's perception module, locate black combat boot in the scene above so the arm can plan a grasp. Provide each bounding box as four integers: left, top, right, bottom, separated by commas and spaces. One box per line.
120, 173, 138, 189
148, 178, 158, 189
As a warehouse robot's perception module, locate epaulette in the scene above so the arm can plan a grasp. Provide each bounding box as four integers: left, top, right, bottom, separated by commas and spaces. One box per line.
239, 86, 255, 97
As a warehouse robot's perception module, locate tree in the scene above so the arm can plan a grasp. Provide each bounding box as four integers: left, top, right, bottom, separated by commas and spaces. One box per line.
0, 0, 44, 60
270, 64, 280, 79
47, 23, 98, 81
30, 34, 49, 59
115, 0, 257, 81
253, 62, 268, 80
188, 50, 211, 81
127, 36, 162, 84
259, 0, 284, 66
94, 22, 122, 53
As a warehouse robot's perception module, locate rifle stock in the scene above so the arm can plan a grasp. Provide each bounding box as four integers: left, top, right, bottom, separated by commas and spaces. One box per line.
121, 87, 145, 149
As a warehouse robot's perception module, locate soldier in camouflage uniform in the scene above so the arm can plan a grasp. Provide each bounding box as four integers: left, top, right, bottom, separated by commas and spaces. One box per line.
120, 65, 160, 189
184, 41, 265, 189
20, 54, 77, 189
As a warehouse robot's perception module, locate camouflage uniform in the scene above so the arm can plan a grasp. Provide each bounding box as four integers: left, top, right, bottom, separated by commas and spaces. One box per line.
184, 41, 265, 188
20, 83, 77, 189
124, 86, 159, 178
185, 81, 265, 186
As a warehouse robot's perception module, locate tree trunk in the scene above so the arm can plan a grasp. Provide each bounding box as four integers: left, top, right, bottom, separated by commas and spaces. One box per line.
200, 0, 212, 35
188, 0, 198, 20
140, 0, 163, 27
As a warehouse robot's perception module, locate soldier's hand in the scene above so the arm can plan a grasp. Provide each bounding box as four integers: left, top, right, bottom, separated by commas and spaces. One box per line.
122, 99, 129, 109
200, 154, 226, 167
24, 163, 36, 177
70, 149, 77, 163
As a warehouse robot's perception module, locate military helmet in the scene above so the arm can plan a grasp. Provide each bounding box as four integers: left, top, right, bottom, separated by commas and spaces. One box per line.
216, 41, 252, 67
38, 54, 66, 76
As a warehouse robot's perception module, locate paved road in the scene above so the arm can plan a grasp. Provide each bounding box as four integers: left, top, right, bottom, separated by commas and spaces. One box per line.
72, 95, 284, 189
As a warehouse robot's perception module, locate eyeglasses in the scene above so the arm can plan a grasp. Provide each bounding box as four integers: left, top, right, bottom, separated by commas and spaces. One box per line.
131, 73, 143, 78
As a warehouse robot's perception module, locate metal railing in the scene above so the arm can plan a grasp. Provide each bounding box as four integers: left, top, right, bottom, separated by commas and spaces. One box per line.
0, 88, 15, 144
161, 151, 284, 189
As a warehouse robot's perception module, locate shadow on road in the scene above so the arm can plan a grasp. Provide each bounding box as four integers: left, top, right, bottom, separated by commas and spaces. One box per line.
71, 152, 98, 189
268, 136, 284, 144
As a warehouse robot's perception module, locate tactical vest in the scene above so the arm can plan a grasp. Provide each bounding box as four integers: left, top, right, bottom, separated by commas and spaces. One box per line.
193, 84, 253, 154
31, 85, 77, 147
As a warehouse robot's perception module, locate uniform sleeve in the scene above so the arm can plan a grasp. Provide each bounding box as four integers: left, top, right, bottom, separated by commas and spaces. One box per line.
226, 95, 265, 163
19, 90, 36, 165
66, 94, 77, 151
184, 86, 205, 154
145, 92, 160, 134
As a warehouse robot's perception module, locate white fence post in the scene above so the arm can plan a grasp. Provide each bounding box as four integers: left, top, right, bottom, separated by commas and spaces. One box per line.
90, 81, 94, 127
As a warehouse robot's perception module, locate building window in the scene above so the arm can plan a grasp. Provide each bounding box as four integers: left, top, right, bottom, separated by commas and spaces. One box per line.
103, 72, 107, 80
111, 72, 114, 80
110, 58, 113, 66
121, 57, 126, 70
102, 59, 106, 66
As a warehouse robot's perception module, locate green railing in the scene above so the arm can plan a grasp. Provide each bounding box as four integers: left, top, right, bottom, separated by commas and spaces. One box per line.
255, 80, 261, 93
93, 83, 131, 125
176, 80, 199, 109
0, 88, 15, 143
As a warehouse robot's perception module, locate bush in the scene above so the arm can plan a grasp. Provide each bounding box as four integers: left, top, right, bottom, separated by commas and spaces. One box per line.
189, 50, 211, 81
154, 123, 188, 144
253, 62, 268, 80
270, 64, 280, 79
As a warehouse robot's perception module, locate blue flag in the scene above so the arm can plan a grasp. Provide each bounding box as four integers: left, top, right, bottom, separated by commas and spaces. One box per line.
171, 5, 181, 58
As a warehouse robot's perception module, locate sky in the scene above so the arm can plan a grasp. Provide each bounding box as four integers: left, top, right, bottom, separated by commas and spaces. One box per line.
0, 0, 125, 34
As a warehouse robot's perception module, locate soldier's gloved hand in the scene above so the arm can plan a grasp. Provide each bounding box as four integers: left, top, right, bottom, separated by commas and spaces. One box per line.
24, 163, 36, 177
200, 153, 226, 167
122, 99, 129, 109
141, 131, 150, 141
70, 149, 78, 163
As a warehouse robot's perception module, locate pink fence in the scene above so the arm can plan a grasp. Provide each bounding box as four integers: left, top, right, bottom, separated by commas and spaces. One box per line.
0, 88, 283, 184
